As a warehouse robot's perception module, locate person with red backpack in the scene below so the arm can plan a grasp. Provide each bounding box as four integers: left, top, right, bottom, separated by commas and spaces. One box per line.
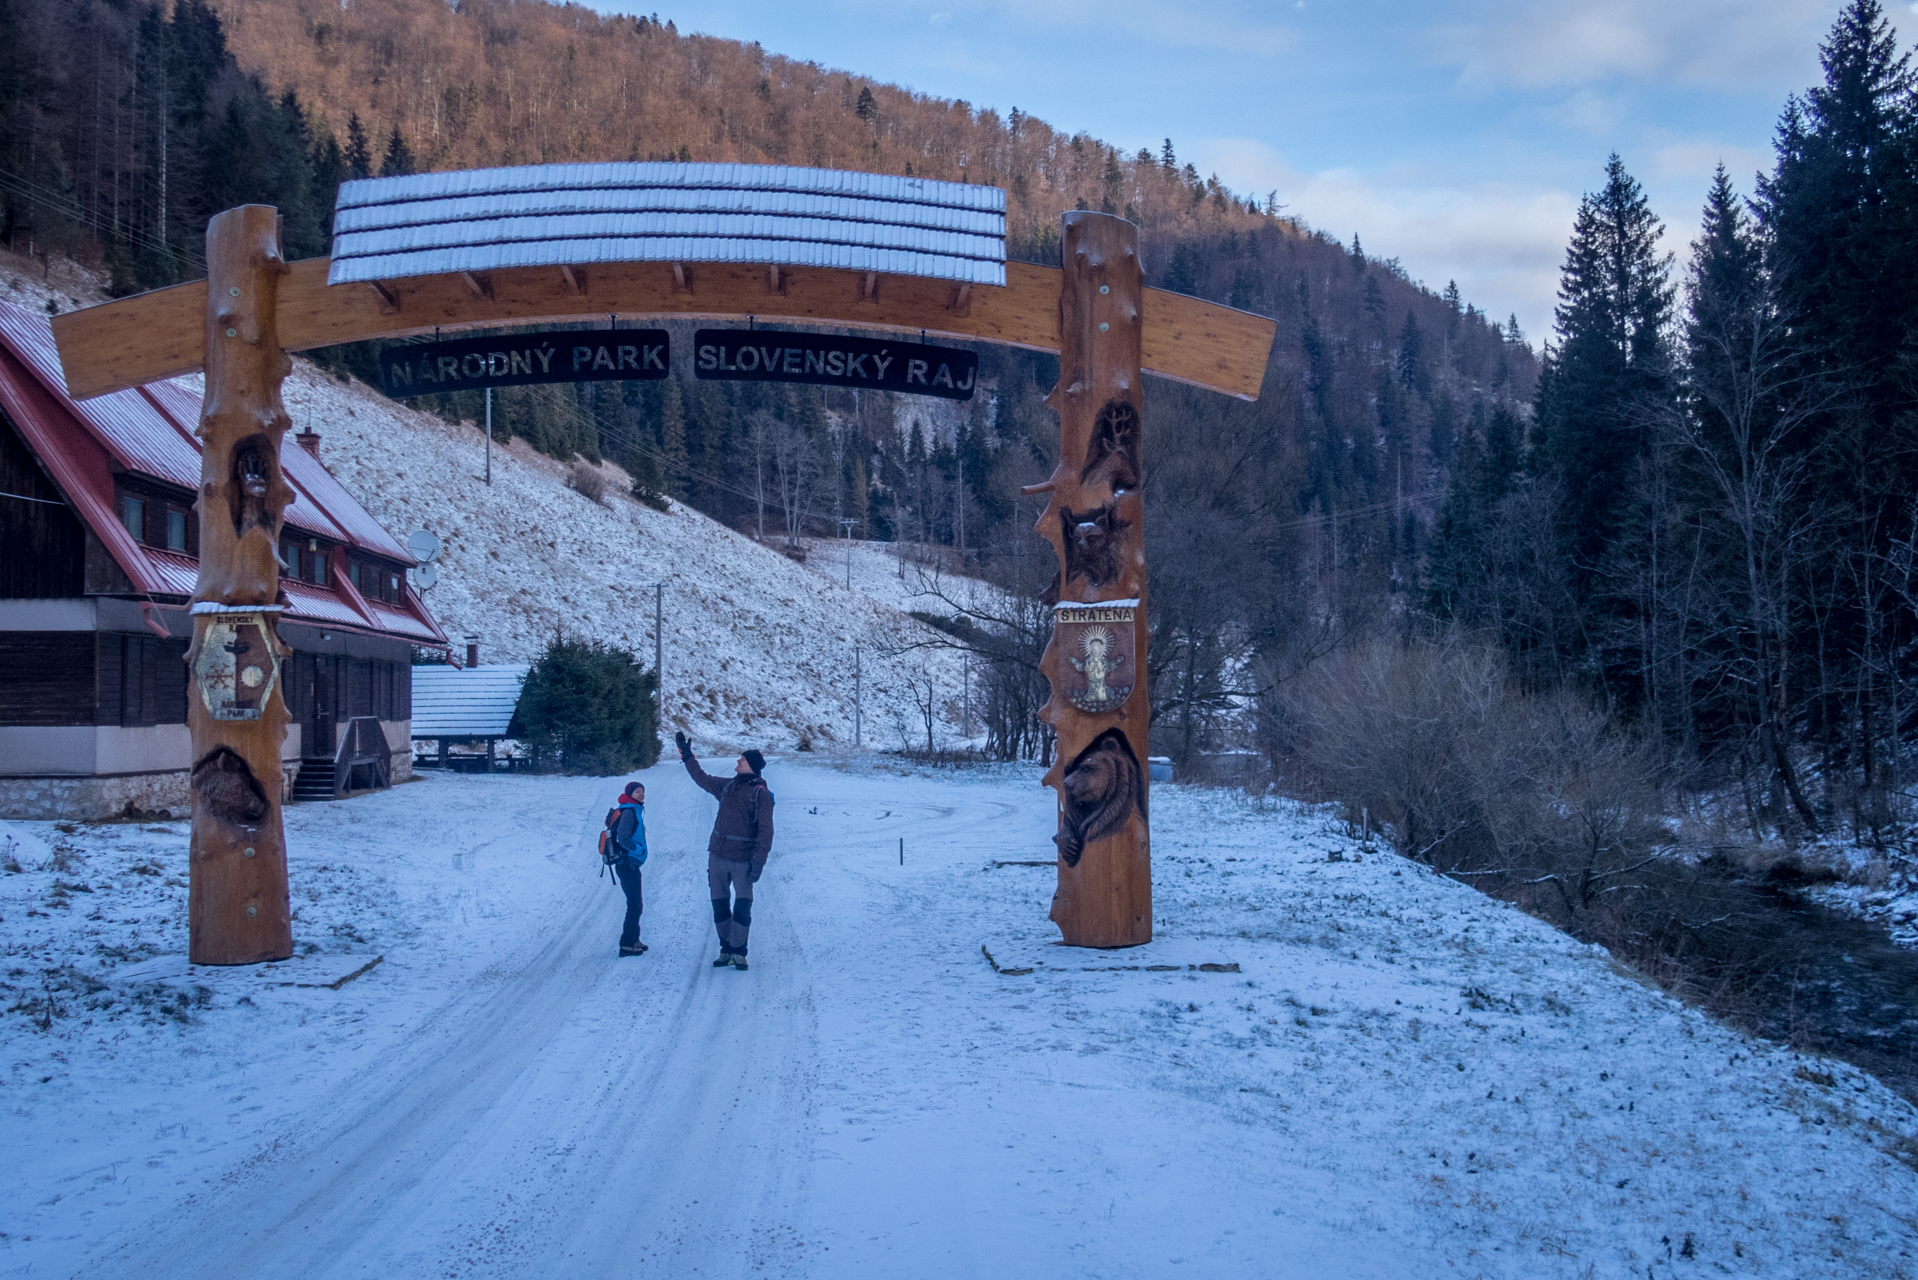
675, 733, 773, 970
601, 781, 649, 957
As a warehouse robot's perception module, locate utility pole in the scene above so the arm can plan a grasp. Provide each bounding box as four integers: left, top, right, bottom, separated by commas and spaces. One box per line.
837, 516, 856, 590
484, 386, 492, 485
963, 651, 971, 738
640, 581, 665, 709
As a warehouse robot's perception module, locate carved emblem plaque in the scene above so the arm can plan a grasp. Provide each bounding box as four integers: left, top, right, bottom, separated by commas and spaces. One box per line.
193, 612, 280, 721
1055, 603, 1137, 714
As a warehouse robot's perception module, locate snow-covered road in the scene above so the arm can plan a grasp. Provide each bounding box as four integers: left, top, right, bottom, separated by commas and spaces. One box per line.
5, 762, 1917, 1278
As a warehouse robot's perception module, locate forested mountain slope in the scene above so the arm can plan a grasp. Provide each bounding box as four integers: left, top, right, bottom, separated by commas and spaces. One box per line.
1, 0, 1537, 767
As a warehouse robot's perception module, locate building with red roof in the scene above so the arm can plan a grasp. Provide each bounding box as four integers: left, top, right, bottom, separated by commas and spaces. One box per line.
0, 301, 448, 819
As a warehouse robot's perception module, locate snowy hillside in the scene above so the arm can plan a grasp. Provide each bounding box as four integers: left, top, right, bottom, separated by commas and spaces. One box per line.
275, 363, 969, 753
2, 765, 1914, 1277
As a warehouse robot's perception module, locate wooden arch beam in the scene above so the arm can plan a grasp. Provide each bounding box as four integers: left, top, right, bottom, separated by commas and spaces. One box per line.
51, 258, 1275, 403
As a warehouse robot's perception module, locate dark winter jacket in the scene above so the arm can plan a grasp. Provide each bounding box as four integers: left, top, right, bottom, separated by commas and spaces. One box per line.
612, 800, 647, 865
682, 757, 774, 874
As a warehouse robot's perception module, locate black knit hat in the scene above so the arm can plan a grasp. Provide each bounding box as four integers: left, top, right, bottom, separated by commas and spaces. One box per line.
741, 749, 766, 775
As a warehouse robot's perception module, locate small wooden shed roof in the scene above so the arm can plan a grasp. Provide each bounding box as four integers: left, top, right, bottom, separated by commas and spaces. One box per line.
409, 664, 531, 738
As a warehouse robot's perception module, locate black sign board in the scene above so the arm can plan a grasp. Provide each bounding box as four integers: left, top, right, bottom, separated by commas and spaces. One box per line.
380, 329, 670, 398
693, 329, 977, 400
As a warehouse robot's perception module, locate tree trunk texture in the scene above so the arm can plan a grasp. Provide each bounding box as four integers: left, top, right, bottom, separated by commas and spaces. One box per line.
1037, 212, 1152, 948
186, 206, 295, 965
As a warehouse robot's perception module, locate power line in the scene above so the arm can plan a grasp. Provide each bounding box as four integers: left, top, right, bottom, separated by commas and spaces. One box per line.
0, 166, 203, 272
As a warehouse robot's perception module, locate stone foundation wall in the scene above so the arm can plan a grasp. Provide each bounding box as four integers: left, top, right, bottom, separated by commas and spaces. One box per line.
3, 748, 413, 822
0, 771, 191, 821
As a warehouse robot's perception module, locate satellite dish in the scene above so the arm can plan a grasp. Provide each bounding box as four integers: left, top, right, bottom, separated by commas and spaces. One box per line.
413, 562, 440, 589
406, 529, 441, 562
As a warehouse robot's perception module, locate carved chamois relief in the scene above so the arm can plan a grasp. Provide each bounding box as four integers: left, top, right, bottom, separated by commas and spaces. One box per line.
1060, 499, 1130, 589
229, 434, 275, 539
1080, 399, 1141, 494
1055, 729, 1145, 867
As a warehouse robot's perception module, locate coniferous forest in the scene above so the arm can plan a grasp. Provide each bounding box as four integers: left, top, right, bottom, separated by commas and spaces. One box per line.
4, 0, 1917, 877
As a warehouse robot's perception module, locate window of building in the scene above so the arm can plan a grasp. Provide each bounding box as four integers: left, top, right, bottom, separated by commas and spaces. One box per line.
347, 557, 403, 603
165, 508, 188, 552
119, 494, 145, 543
279, 535, 333, 586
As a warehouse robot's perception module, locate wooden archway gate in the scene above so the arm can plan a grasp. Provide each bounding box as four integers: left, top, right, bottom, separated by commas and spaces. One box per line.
53, 204, 1274, 964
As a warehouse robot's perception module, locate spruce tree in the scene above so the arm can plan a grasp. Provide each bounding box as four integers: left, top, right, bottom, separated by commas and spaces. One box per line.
1532, 154, 1676, 576
310, 129, 348, 238
1163, 242, 1200, 294
345, 113, 373, 179
1396, 311, 1426, 394
1758, 0, 1916, 491
379, 126, 415, 178
1362, 275, 1387, 342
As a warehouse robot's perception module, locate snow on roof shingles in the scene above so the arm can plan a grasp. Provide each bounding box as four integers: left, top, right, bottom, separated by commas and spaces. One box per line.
329, 162, 1008, 287
409, 665, 531, 738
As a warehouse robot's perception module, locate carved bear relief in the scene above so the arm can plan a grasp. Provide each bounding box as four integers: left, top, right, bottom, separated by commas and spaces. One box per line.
1080, 399, 1141, 494
191, 746, 270, 826
1055, 729, 1145, 866
1060, 500, 1130, 590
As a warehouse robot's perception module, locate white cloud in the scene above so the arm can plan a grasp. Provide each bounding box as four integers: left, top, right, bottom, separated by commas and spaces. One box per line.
1649, 140, 1771, 185
1423, 0, 1834, 91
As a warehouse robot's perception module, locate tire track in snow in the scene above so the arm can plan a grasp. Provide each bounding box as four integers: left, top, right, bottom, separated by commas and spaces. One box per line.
91, 767, 818, 1279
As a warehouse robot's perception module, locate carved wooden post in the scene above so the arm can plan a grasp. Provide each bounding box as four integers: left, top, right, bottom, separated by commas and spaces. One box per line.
186, 206, 295, 965
1036, 212, 1151, 947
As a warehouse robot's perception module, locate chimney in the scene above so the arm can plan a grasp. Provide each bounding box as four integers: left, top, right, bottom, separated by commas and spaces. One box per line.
295, 429, 322, 457
465, 635, 480, 668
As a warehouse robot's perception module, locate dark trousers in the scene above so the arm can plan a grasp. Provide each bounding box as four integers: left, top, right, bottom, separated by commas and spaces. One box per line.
615, 858, 644, 947
708, 854, 753, 956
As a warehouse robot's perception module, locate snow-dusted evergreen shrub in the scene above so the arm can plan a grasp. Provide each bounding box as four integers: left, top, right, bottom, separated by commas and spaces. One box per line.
510, 637, 660, 774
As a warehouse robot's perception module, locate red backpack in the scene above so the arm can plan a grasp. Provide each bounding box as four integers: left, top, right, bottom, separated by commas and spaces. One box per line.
596, 805, 621, 873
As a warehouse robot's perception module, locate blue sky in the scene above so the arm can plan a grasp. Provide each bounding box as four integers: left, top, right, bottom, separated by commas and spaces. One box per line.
590, 1, 1918, 341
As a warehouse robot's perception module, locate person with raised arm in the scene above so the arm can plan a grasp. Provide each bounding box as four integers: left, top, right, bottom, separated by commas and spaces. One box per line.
676, 732, 774, 970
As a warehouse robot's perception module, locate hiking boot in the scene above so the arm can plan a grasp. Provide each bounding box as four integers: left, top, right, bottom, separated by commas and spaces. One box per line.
620, 943, 648, 957
712, 953, 735, 968
732, 956, 749, 971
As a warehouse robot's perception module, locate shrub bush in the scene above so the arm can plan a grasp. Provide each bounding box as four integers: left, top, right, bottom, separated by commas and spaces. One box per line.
1268, 633, 1667, 900
510, 636, 660, 774
568, 460, 608, 505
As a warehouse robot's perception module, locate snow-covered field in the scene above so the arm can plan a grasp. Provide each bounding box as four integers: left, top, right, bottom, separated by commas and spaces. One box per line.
4, 763, 1915, 1279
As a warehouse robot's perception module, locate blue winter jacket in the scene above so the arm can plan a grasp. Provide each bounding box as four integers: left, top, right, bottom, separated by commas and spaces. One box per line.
612, 800, 648, 865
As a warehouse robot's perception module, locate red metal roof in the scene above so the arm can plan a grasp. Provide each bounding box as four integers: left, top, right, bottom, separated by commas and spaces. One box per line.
141, 548, 200, 597
0, 300, 446, 650
279, 578, 381, 629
